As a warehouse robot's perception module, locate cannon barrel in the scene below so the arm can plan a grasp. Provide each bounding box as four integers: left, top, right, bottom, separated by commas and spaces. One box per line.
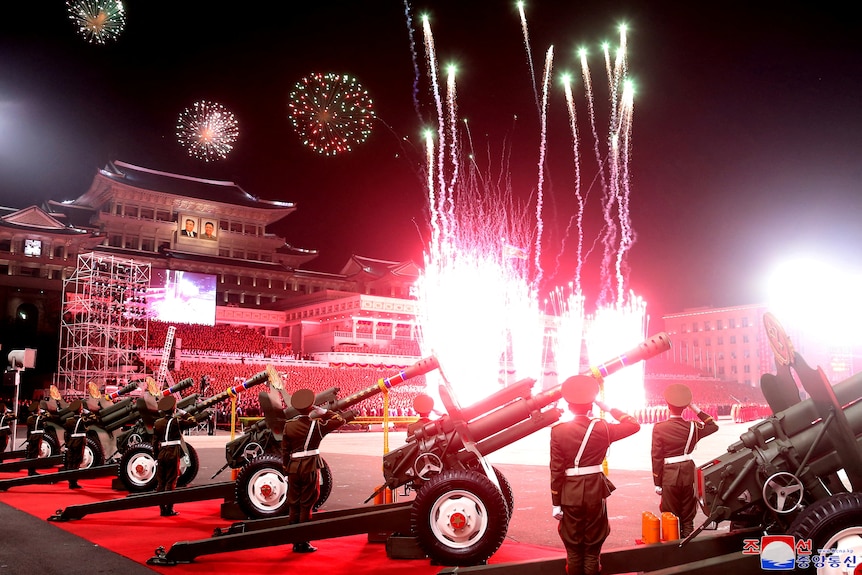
96, 377, 195, 430
106, 381, 140, 401
380, 333, 671, 491
309, 356, 440, 418
184, 369, 272, 421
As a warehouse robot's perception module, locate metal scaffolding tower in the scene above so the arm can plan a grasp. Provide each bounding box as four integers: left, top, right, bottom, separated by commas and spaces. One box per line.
58, 253, 150, 394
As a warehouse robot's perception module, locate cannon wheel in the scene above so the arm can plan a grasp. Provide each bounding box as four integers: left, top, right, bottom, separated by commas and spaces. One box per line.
40, 433, 59, 458
411, 468, 509, 566
492, 466, 515, 520
235, 454, 333, 519
81, 437, 105, 468
120, 443, 158, 492
176, 443, 199, 487
789, 492, 862, 572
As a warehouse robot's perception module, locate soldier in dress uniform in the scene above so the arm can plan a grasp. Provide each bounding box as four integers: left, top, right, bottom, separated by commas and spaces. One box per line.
63, 400, 87, 488
0, 402, 16, 454
153, 396, 196, 516
406, 393, 435, 436
651, 383, 718, 538
282, 388, 346, 553
550, 375, 641, 575
25, 401, 47, 475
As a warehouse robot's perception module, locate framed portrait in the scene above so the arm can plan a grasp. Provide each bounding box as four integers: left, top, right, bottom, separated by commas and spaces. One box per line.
179, 215, 200, 238
200, 219, 218, 240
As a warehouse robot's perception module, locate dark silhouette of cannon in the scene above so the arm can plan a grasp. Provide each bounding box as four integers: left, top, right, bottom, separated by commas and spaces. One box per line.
693, 312, 862, 560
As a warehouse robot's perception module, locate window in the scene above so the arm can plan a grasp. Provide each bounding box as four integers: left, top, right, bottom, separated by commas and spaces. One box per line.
704, 321, 711, 331
141, 238, 155, 252
109, 235, 122, 247
729, 318, 736, 328
717, 336, 724, 345
716, 319, 723, 330
730, 335, 736, 344
230, 222, 242, 233
156, 210, 171, 222
742, 317, 749, 327
140, 208, 154, 220
743, 335, 749, 343
124, 205, 139, 217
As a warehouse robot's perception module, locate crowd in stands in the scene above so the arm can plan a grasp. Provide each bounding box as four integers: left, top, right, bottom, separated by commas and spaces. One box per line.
146, 321, 293, 357
156, 361, 429, 424
332, 341, 421, 356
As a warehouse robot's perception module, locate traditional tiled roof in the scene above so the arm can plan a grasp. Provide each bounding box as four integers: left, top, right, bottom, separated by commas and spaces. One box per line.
0, 205, 90, 235
86, 160, 298, 213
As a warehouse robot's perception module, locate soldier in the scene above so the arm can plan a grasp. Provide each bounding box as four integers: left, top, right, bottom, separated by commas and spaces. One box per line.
282, 388, 346, 553
0, 402, 16, 454
63, 400, 87, 489
550, 375, 640, 575
152, 396, 196, 517
651, 383, 719, 538
406, 393, 435, 436
25, 401, 47, 475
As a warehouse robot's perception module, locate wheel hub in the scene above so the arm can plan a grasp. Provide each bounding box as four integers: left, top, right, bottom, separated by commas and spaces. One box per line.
449, 512, 467, 530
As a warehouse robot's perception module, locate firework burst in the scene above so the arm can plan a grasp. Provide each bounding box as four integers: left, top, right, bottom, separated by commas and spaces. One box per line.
176, 101, 239, 162
287, 73, 375, 156
66, 0, 126, 44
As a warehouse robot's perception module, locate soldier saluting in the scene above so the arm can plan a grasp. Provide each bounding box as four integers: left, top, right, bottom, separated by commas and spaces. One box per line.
550, 375, 641, 575
651, 383, 718, 538
25, 401, 47, 475
153, 396, 196, 517
282, 388, 346, 554
63, 400, 87, 489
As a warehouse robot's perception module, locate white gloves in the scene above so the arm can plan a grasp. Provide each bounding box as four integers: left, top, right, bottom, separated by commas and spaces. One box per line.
594, 400, 611, 413
655, 486, 663, 495
689, 403, 702, 414
552, 506, 563, 521
312, 405, 328, 416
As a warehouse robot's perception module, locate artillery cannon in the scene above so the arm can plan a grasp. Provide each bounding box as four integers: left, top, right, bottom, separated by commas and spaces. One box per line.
119, 368, 275, 492
693, 312, 862, 565
367, 333, 672, 565
232, 356, 441, 519
146, 333, 670, 568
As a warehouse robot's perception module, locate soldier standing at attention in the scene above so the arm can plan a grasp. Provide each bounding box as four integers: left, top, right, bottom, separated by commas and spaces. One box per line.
282, 388, 346, 553
63, 400, 87, 489
651, 383, 718, 538
25, 401, 47, 475
550, 375, 641, 575
0, 402, 16, 454
153, 396, 196, 517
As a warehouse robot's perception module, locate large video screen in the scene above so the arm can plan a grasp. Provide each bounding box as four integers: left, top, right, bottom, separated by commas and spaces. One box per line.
147, 269, 216, 326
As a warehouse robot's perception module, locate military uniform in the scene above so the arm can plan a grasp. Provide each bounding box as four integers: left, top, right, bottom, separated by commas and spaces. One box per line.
0, 403, 15, 454
651, 384, 718, 538
550, 375, 640, 575
25, 402, 46, 475
282, 388, 345, 553
63, 400, 86, 488
153, 396, 196, 516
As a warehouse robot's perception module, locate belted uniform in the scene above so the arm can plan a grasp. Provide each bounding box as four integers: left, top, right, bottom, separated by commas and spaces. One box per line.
651, 412, 718, 537
550, 410, 640, 575
64, 413, 87, 471
282, 413, 344, 524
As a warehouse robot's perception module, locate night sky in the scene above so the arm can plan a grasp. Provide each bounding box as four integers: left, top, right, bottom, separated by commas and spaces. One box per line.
1, 1, 860, 319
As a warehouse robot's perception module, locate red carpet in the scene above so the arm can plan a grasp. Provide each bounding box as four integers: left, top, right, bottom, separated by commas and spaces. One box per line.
0, 473, 563, 574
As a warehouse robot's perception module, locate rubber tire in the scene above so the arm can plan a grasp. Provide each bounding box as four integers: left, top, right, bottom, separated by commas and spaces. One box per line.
411, 468, 509, 566
789, 492, 862, 562
82, 437, 105, 468
235, 455, 333, 519
492, 466, 515, 520
120, 443, 158, 492
177, 443, 199, 487
40, 433, 59, 458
